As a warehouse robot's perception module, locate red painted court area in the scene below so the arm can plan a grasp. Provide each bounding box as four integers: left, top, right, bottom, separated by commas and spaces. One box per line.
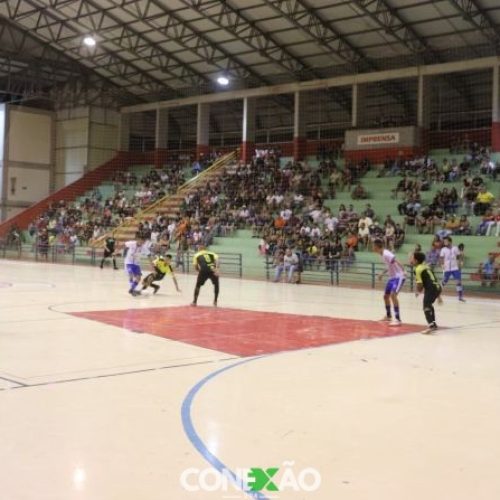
72, 306, 422, 357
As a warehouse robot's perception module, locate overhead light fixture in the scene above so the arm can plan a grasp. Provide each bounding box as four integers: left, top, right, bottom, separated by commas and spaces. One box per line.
217, 76, 229, 86
83, 36, 96, 47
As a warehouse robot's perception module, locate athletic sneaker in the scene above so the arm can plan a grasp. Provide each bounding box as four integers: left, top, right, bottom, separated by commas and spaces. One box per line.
421, 324, 438, 335
128, 290, 140, 296
389, 319, 402, 326
459, 298, 466, 302
380, 316, 392, 322
190, 302, 197, 307
152, 285, 160, 294
213, 300, 218, 307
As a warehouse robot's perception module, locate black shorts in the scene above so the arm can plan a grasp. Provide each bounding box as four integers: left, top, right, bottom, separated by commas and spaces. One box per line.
423, 286, 441, 308
196, 270, 219, 288
146, 272, 165, 282
103, 249, 114, 258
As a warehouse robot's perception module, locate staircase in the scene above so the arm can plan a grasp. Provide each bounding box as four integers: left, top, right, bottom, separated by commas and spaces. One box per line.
0, 151, 155, 238
93, 150, 238, 247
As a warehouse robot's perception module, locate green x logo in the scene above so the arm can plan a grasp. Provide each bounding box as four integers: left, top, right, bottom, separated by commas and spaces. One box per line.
248, 467, 279, 491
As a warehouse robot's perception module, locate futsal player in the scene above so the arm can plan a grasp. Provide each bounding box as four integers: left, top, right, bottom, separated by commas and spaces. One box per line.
373, 239, 406, 325
141, 254, 181, 294
123, 234, 145, 296
191, 245, 219, 307
439, 236, 465, 302
100, 233, 118, 270
412, 251, 443, 334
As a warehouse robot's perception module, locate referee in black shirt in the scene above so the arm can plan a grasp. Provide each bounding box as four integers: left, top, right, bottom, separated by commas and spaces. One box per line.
412, 251, 443, 334
191, 245, 220, 306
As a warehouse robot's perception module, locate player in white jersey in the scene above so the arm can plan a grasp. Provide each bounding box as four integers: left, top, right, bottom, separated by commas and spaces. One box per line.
373, 239, 406, 325
123, 235, 145, 296
439, 236, 465, 301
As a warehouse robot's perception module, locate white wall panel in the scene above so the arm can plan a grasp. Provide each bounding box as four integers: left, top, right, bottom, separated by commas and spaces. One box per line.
55, 148, 87, 174
88, 148, 115, 170
8, 110, 52, 164
54, 172, 82, 190
90, 123, 118, 150
56, 118, 88, 148
6, 166, 50, 203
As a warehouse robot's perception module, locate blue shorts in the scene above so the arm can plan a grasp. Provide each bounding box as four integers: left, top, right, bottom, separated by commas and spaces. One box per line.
443, 270, 461, 283
385, 277, 405, 294
126, 264, 142, 277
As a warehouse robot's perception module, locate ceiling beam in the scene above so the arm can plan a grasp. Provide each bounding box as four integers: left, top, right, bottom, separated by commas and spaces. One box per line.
264, 0, 411, 113
178, 0, 316, 80
122, 55, 500, 113
350, 0, 434, 63
351, 0, 475, 108
108, 0, 274, 89
1, 0, 203, 96
447, 0, 500, 48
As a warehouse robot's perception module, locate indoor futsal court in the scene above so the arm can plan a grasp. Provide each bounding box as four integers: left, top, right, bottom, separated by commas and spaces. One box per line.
1, 259, 499, 500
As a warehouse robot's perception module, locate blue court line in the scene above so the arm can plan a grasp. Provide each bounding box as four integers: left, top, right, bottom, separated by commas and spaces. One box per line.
181, 356, 269, 500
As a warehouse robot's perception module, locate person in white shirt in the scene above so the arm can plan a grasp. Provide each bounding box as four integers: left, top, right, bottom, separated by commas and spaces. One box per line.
439, 236, 465, 301
373, 239, 406, 325
280, 207, 292, 221
123, 235, 145, 296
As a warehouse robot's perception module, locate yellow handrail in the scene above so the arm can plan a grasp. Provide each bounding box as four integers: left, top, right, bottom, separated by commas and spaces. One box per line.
92, 150, 238, 247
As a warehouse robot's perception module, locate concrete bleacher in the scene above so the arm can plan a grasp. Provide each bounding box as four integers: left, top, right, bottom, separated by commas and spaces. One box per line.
211, 150, 498, 281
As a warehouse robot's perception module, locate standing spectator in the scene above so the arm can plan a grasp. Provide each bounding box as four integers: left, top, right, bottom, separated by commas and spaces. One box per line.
478, 254, 498, 287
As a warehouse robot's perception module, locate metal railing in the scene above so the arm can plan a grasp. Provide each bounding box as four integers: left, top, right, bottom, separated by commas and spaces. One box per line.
0, 242, 497, 294
264, 256, 499, 294
176, 251, 243, 278
0, 243, 243, 279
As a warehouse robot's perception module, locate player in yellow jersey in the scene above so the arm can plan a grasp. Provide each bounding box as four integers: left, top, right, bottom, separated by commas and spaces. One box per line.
191, 245, 219, 306
141, 254, 180, 294
412, 251, 443, 334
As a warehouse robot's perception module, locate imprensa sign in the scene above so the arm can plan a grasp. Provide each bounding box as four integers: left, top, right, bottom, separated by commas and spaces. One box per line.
357, 132, 400, 146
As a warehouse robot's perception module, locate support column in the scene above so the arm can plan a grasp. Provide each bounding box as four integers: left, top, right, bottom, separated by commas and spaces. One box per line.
118, 113, 130, 151
241, 97, 256, 163
154, 108, 169, 168
417, 74, 432, 152
293, 91, 307, 161
196, 103, 210, 160
0, 104, 7, 222
492, 65, 500, 151
351, 83, 367, 128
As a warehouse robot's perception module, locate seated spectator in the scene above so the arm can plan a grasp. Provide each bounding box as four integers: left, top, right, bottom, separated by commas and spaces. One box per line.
351, 183, 368, 200
455, 215, 472, 235
274, 248, 299, 283
358, 222, 370, 249
444, 215, 461, 234
392, 176, 413, 199
369, 221, 384, 240
304, 241, 320, 269
384, 222, 396, 250
403, 206, 417, 229
478, 254, 499, 287
485, 209, 500, 237
363, 203, 376, 220
475, 185, 495, 215
426, 236, 443, 270
461, 181, 477, 216
341, 242, 356, 270
475, 210, 493, 235
274, 214, 286, 231
394, 224, 405, 250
